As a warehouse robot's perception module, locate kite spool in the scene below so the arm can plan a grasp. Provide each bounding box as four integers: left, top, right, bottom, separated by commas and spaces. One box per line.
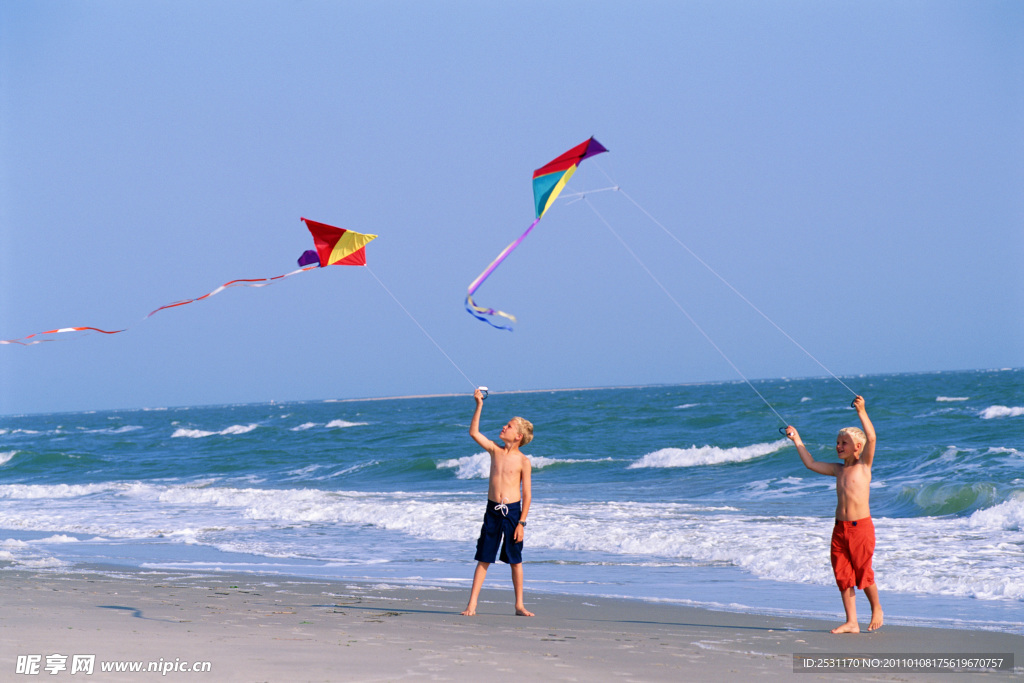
478, 386, 489, 400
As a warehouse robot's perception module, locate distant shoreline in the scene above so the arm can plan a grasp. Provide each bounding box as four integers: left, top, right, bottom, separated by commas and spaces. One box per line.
317, 366, 1020, 404
322, 384, 657, 403
4, 367, 1017, 416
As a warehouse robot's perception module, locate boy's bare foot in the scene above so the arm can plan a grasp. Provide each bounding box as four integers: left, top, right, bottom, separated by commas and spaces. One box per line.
460, 607, 476, 616
830, 621, 860, 634
515, 606, 535, 617
868, 608, 883, 631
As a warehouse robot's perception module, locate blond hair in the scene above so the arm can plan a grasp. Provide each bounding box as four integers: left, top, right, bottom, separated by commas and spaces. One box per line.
838, 426, 866, 450
511, 416, 534, 446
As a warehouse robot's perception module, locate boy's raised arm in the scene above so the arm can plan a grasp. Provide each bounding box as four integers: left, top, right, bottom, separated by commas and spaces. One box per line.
785, 426, 839, 477
469, 389, 497, 452
853, 396, 877, 467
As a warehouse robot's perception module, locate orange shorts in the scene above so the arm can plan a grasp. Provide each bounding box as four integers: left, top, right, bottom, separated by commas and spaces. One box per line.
831, 517, 875, 591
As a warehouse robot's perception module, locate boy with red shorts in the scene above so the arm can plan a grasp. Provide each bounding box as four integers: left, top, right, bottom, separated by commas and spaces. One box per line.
785, 396, 883, 633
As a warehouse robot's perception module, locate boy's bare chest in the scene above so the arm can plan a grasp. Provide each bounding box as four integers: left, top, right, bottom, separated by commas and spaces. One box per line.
836, 464, 870, 493
491, 453, 522, 478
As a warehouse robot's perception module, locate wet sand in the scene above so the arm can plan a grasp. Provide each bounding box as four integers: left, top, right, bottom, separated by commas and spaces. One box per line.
2, 568, 1020, 681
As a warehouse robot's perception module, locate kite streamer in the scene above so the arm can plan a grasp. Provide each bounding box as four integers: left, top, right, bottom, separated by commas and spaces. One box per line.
466, 136, 608, 330
144, 267, 319, 318
2, 219, 376, 346
0, 326, 126, 346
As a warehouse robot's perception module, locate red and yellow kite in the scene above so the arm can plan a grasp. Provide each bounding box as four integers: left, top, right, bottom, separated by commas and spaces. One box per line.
2, 219, 376, 345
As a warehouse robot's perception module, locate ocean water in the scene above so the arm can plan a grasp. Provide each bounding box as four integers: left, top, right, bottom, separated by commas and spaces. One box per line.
1, 369, 1022, 633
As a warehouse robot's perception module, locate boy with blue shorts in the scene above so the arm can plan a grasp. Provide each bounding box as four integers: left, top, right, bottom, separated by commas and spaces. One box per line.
461, 389, 534, 617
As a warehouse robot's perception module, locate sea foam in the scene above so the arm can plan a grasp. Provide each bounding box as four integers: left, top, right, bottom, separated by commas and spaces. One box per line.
0, 483, 115, 499
326, 420, 369, 429
980, 406, 1024, 419
629, 439, 789, 468
83, 425, 143, 434
435, 452, 608, 479
171, 424, 259, 438
968, 497, 1024, 531
35, 534, 79, 543
3, 479, 1021, 603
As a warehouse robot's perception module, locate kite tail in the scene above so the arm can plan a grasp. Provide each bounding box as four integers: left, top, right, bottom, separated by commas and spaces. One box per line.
2, 266, 320, 345
464, 217, 541, 331
146, 267, 318, 318
1, 327, 126, 345
465, 294, 517, 331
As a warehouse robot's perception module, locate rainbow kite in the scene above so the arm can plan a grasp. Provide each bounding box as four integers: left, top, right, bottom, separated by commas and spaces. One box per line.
466, 136, 608, 330
2, 219, 376, 345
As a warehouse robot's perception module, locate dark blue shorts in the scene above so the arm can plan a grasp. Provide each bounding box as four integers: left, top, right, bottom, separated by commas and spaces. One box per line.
474, 499, 523, 565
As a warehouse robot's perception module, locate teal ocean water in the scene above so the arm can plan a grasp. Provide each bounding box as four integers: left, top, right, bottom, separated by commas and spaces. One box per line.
2, 369, 1022, 632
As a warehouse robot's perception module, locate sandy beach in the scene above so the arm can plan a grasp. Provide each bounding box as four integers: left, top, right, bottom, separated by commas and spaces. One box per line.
1, 568, 1020, 682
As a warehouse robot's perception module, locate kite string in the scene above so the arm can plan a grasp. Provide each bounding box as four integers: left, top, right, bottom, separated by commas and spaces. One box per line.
585, 161, 857, 398
615, 188, 858, 398
561, 186, 620, 203
582, 197, 790, 427
365, 265, 478, 391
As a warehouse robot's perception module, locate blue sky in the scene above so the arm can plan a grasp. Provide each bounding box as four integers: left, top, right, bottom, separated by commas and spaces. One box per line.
1, 1, 1021, 415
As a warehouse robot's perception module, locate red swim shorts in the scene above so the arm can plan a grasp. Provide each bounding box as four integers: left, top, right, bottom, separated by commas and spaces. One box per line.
831, 517, 875, 591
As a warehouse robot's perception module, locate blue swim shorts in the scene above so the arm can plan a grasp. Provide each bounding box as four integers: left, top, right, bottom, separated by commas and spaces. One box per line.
473, 499, 523, 565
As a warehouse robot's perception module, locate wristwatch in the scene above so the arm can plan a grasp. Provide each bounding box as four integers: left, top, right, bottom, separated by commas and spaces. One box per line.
518, 520, 527, 526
